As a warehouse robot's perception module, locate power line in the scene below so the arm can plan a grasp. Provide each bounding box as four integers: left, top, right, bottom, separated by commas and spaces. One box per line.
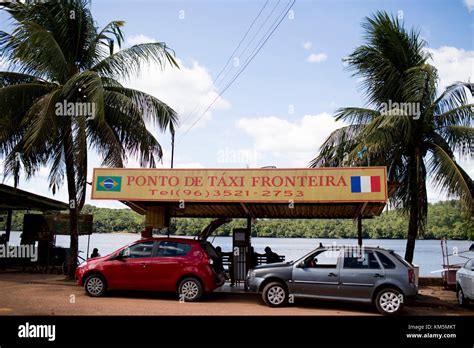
214, 0, 270, 84
179, 0, 270, 127
178, 0, 295, 141
213, 0, 280, 91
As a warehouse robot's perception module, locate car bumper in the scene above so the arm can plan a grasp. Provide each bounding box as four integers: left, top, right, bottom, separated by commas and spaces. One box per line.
246, 276, 265, 293
403, 284, 418, 304
75, 266, 86, 285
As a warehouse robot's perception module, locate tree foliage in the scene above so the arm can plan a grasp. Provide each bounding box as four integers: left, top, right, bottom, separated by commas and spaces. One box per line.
310, 12, 473, 262
5, 201, 472, 240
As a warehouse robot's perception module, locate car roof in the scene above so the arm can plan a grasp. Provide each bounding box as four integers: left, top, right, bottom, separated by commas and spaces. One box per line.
319, 245, 392, 251
139, 236, 201, 244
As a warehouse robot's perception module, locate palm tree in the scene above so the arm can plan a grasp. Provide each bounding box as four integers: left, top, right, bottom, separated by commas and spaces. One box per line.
0, 1, 179, 278
311, 12, 473, 263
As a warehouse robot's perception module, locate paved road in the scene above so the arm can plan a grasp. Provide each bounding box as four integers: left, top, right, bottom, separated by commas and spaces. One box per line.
0, 273, 471, 316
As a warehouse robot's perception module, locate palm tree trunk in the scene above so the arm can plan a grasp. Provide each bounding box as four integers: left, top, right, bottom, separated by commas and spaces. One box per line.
64, 121, 79, 280
405, 202, 418, 264
404, 150, 428, 264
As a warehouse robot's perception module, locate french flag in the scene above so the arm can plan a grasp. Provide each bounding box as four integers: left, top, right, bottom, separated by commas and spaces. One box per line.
351, 176, 381, 193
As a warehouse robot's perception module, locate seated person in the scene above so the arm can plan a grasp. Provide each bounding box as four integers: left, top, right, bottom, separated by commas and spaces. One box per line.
263, 246, 280, 264
307, 257, 318, 268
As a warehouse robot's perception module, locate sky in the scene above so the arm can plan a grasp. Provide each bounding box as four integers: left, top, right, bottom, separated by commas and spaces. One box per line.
0, 0, 473, 208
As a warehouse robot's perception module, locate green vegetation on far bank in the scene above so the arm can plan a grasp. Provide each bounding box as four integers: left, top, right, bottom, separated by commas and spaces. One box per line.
4, 200, 473, 240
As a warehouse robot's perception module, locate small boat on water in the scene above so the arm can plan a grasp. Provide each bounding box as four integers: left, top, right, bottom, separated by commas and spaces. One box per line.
437, 238, 474, 288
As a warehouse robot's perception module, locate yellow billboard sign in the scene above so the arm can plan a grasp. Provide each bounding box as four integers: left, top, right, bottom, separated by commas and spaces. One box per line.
92, 167, 387, 203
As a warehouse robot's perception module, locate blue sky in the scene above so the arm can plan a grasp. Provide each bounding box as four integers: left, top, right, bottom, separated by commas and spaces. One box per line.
0, 0, 473, 207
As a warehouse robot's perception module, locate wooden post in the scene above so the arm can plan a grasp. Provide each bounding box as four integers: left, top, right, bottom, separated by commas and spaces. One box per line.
357, 214, 362, 246
246, 217, 252, 238
5, 209, 12, 243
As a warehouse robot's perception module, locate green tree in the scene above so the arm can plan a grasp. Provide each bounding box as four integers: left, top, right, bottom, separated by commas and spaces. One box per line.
311, 12, 473, 262
0, 1, 178, 278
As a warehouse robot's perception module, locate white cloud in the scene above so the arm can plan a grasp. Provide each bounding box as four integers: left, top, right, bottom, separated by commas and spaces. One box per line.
126, 34, 156, 46
124, 34, 231, 131
125, 58, 231, 132
307, 53, 328, 63
427, 46, 474, 90
236, 113, 343, 166
302, 41, 312, 50
464, 0, 474, 12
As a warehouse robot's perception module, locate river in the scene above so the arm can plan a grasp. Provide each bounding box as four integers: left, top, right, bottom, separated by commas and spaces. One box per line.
6, 231, 473, 277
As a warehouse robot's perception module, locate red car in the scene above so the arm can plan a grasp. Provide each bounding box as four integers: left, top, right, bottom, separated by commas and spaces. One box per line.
76, 237, 225, 302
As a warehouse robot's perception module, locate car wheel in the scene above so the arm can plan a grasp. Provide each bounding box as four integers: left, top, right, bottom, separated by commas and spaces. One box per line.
457, 287, 469, 307
262, 282, 288, 307
178, 278, 203, 302
84, 274, 107, 297
375, 288, 404, 315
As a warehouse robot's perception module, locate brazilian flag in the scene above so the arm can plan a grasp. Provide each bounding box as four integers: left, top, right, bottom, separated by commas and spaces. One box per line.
96, 176, 122, 192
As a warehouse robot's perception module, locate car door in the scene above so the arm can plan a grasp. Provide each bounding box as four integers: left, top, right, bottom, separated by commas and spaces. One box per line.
338, 249, 385, 301
291, 248, 341, 298
146, 241, 192, 291
107, 241, 156, 290
459, 260, 473, 299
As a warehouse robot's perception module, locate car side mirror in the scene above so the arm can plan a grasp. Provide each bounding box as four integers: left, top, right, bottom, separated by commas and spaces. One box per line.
297, 261, 306, 268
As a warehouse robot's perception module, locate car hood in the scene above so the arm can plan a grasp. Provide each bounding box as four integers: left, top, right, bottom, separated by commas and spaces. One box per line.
253, 262, 291, 270
81, 254, 109, 266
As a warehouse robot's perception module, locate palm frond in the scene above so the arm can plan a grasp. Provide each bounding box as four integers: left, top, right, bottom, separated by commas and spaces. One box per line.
91, 43, 179, 80
21, 89, 61, 152
1, 21, 69, 82
105, 86, 178, 131
334, 107, 380, 124
428, 142, 473, 213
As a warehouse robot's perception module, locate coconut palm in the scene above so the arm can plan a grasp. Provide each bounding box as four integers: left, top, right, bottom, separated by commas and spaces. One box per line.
311, 12, 473, 263
0, 1, 179, 277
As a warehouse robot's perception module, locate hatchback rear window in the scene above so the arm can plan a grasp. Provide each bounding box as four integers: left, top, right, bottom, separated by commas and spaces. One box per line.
391, 252, 412, 268
375, 251, 396, 269
200, 242, 219, 259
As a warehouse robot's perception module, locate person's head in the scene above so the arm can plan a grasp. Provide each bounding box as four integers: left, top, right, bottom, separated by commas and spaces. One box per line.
215, 246, 222, 253
92, 248, 98, 254
264, 246, 271, 253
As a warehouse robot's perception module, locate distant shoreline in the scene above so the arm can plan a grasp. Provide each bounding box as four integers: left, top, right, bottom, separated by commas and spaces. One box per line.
2, 231, 471, 241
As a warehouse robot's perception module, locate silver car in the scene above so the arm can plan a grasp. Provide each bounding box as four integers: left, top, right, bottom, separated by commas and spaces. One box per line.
246, 246, 418, 315
456, 258, 474, 307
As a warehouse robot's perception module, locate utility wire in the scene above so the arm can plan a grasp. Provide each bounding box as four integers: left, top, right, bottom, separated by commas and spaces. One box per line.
213, 0, 280, 91
179, 0, 270, 127
178, 0, 296, 141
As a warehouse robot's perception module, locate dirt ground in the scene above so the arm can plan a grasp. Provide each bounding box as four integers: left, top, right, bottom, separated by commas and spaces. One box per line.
0, 272, 472, 316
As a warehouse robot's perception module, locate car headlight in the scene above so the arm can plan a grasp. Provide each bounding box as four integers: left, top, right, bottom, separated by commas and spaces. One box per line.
247, 270, 256, 280
78, 261, 88, 268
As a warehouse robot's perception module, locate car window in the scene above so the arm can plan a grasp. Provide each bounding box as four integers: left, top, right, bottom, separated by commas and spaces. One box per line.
200, 242, 219, 259
306, 249, 340, 268
375, 251, 396, 269
157, 241, 192, 257
392, 252, 412, 268
344, 250, 381, 269
464, 260, 473, 269
123, 242, 154, 259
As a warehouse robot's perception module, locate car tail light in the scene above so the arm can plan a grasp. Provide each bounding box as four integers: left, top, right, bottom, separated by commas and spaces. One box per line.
202, 253, 213, 265
408, 268, 415, 284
